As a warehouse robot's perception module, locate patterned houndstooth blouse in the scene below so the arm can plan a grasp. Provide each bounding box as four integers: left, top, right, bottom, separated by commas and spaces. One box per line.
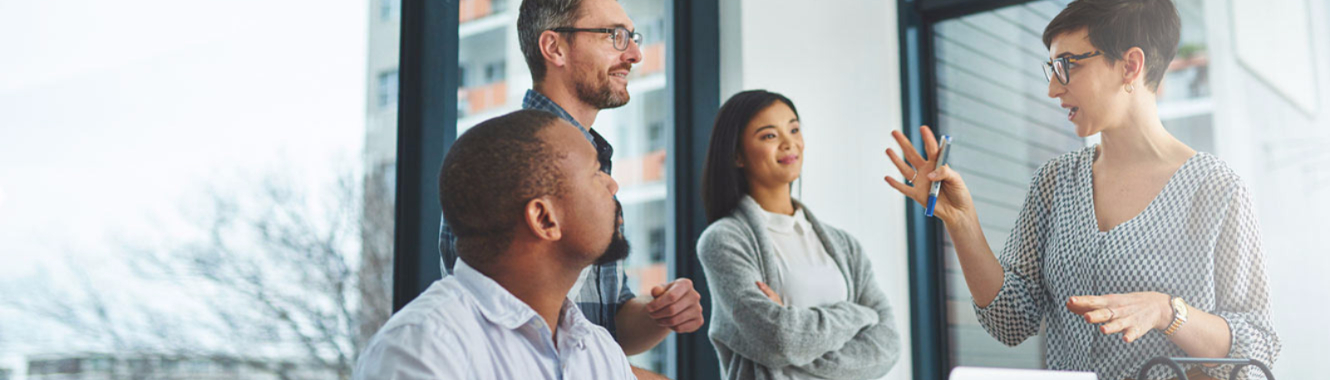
972, 145, 1280, 380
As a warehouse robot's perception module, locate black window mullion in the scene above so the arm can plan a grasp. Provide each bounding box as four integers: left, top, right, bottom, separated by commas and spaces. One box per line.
669, 0, 721, 378
393, 0, 457, 312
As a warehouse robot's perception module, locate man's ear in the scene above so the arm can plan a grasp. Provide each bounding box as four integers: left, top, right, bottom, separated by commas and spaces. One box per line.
539, 31, 569, 70
1121, 47, 1147, 86
524, 197, 562, 242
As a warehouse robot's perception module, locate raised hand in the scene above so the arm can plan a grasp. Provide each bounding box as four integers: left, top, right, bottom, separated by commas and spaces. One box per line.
883, 125, 976, 225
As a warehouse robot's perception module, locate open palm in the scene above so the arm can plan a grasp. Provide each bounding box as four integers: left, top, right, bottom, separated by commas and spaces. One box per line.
883, 125, 976, 224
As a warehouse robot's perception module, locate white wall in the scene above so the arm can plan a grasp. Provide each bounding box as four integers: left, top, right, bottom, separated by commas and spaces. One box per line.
720, 1, 912, 380
1208, 0, 1330, 377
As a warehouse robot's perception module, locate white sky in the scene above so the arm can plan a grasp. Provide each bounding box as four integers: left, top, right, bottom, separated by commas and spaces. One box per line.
0, 0, 369, 274
0, 0, 372, 351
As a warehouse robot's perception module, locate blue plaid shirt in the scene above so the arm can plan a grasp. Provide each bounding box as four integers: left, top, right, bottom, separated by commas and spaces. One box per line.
439, 89, 635, 337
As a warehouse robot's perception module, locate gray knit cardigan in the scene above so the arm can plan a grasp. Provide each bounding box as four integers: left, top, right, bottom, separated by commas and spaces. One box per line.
696, 196, 901, 380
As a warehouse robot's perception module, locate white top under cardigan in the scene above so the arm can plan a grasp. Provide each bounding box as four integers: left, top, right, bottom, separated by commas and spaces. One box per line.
762, 207, 849, 309
697, 195, 901, 380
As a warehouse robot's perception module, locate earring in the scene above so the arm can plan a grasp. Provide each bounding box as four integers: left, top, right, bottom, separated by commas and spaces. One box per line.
1125, 84, 1134, 93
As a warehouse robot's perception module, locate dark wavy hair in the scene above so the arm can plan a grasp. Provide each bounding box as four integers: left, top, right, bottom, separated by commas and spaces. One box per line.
701, 90, 798, 223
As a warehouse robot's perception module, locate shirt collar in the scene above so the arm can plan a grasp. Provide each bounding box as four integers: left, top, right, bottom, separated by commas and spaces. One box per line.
454, 260, 596, 340
523, 89, 595, 143
745, 195, 806, 233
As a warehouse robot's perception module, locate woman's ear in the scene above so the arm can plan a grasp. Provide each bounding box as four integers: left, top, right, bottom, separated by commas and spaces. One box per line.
1121, 47, 1147, 86
539, 31, 568, 70
524, 197, 562, 242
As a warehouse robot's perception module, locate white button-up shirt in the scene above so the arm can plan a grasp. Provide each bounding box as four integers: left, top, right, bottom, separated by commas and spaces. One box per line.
353, 260, 636, 380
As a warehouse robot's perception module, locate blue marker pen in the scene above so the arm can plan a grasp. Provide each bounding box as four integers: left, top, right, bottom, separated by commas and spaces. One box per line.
925, 135, 952, 218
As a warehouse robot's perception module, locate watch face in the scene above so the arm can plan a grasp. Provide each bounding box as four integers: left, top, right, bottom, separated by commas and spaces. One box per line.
1172, 297, 1188, 318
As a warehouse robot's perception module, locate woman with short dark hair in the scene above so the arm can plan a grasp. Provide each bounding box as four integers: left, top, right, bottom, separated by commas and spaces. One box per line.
698, 90, 901, 380
885, 0, 1279, 379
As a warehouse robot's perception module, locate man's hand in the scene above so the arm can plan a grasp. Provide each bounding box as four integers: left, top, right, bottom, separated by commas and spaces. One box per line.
646, 278, 704, 333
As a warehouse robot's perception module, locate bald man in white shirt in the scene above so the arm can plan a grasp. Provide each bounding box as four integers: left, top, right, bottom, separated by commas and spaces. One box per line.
354, 110, 636, 380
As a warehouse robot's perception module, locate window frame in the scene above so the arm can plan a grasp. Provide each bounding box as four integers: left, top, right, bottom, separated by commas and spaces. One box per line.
896, 1, 1042, 379
391, 0, 722, 378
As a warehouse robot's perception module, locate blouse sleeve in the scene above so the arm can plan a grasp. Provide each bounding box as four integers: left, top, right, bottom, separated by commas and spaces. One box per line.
1200, 176, 1281, 379
973, 160, 1058, 346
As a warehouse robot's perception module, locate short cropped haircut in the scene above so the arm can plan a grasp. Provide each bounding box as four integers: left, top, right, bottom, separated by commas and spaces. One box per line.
1043, 0, 1181, 92
438, 110, 567, 265
517, 0, 586, 83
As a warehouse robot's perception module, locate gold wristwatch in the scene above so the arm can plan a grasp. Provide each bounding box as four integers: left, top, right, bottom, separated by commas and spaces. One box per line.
1163, 296, 1189, 336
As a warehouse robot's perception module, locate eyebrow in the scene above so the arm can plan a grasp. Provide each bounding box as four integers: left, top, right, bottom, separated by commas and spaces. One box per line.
752, 119, 800, 135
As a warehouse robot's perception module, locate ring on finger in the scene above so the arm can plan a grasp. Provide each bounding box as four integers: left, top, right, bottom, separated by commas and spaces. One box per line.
909, 171, 918, 183
1108, 308, 1116, 320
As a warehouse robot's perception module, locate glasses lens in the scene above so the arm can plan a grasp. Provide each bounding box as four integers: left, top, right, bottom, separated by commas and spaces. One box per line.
632, 32, 643, 48
613, 27, 629, 50
1053, 59, 1069, 84
1042, 63, 1054, 83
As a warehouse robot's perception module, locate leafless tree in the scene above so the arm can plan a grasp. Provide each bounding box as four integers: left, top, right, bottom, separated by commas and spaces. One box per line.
3, 164, 395, 380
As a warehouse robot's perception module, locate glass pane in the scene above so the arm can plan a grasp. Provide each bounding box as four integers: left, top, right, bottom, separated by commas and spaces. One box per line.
456, 0, 674, 373
0, 1, 398, 378
933, 0, 1081, 368
933, 0, 1213, 370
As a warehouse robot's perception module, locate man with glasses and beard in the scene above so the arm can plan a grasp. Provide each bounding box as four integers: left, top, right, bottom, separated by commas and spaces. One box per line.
355, 110, 637, 379
439, 1, 703, 377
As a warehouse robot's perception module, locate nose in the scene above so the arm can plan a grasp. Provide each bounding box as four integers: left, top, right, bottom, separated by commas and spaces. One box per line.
607, 174, 620, 196
780, 133, 800, 151
1047, 78, 1066, 99
623, 39, 642, 64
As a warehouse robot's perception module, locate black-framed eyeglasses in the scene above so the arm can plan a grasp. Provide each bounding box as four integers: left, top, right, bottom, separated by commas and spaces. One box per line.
1042, 50, 1103, 85
549, 26, 643, 51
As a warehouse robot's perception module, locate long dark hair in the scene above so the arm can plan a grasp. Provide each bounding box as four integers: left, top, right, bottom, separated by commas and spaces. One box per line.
701, 90, 799, 223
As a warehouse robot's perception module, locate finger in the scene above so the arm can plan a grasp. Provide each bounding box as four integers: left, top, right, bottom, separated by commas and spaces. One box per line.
665, 310, 704, 332
647, 284, 681, 313
1123, 325, 1146, 343
648, 285, 692, 317
926, 164, 954, 183
1099, 318, 1128, 335
664, 279, 691, 299
674, 315, 705, 333
649, 298, 691, 320
756, 281, 777, 297
885, 148, 916, 180
659, 303, 703, 327
650, 285, 666, 298
891, 130, 927, 168
884, 176, 925, 202
1083, 308, 1114, 324
921, 125, 939, 160
1068, 296, 1109, 313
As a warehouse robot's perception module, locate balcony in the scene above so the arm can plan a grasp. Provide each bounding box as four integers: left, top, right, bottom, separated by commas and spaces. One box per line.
460, 81, 508, 118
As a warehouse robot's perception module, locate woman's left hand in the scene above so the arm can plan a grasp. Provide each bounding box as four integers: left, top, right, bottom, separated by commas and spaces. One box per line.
1067, 292, 1172, 343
